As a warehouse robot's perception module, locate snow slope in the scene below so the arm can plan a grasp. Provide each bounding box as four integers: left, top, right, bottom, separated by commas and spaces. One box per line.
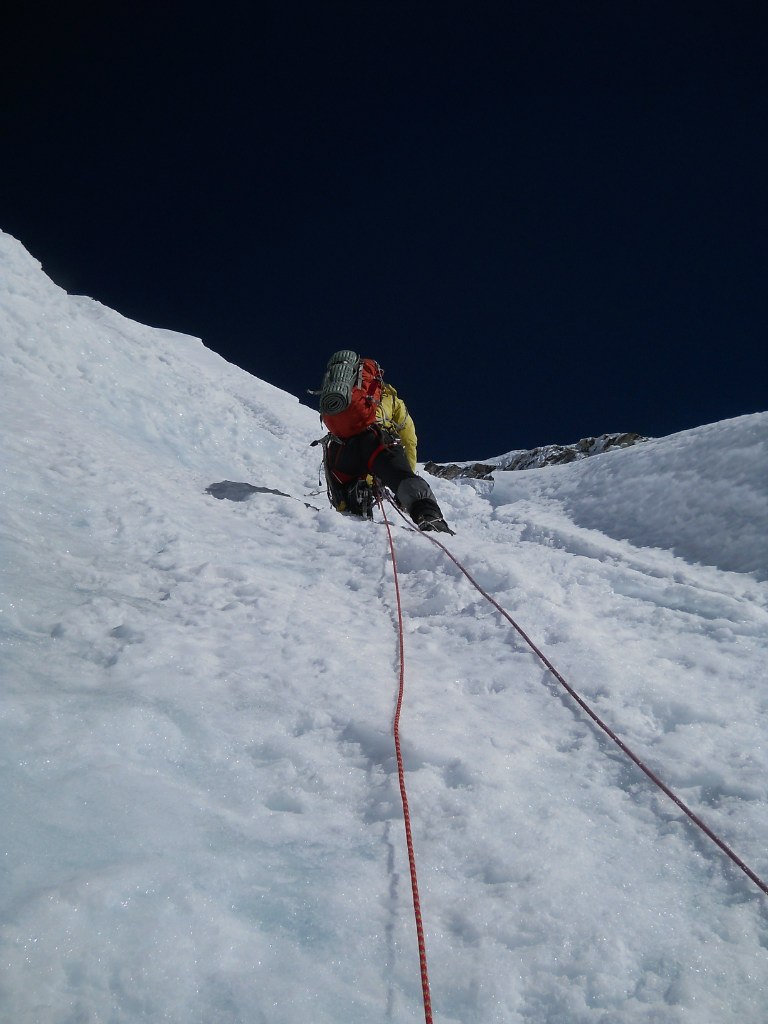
2, 228, 767, 1023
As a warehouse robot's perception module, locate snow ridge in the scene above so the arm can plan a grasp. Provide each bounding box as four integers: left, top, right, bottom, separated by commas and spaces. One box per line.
2, 228, 768, 1023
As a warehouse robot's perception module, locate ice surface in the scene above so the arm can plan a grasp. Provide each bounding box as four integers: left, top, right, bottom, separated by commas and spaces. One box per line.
2, 228, 767, 1022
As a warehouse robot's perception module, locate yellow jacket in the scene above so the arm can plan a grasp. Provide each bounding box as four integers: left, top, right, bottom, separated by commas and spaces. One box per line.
376, 383, 418, 471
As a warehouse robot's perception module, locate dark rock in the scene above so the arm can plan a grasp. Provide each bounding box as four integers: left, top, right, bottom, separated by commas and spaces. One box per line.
425, 432, 650, 480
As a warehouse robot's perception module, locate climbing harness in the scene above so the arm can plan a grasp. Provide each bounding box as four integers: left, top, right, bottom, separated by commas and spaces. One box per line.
312, 433, 393, 520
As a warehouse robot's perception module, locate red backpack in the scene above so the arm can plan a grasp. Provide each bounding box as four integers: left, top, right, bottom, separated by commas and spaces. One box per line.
321, 356, 384, 439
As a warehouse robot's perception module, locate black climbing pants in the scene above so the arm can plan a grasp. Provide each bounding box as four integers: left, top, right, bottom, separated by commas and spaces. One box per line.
324, 428, 437, 512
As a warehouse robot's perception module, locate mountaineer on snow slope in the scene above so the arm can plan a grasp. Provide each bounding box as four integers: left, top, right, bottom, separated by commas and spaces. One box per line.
312, 350, 453, 533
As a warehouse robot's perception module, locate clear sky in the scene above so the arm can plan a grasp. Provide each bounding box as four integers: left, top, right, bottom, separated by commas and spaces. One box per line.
2, 2, 766, 462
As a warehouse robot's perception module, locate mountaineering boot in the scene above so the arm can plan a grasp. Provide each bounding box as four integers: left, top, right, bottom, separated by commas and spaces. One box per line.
420, 517, 455, 535
410, 498, 455, 535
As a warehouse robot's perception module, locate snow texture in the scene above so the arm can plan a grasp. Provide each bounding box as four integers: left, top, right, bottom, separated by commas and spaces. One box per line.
2, 227, 768, 1022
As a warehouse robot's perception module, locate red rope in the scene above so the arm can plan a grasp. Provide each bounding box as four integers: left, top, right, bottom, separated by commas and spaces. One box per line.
388, 498, 768, 900
378, 496, 434, 1024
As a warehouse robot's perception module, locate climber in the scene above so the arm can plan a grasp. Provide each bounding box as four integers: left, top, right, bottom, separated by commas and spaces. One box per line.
312, 351, 453, 533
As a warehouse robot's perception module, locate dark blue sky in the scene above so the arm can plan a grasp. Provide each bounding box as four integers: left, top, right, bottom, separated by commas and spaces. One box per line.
2, 2, 766, 462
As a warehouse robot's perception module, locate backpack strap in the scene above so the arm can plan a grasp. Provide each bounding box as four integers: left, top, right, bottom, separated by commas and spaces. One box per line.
363, 361, 384, 408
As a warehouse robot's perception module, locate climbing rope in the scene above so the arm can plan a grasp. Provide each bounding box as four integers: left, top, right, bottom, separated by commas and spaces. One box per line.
377, 495, 434, 1024
385, 496, 768, 900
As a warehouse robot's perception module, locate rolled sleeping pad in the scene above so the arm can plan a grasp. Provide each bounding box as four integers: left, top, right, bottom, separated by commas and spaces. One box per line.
319, 350, 360, 415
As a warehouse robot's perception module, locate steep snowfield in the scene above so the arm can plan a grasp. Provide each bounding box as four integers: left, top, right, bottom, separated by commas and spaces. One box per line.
2, 228, 767, 1023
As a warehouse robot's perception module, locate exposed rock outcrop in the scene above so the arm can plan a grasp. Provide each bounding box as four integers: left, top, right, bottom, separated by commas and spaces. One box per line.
425, 432, 650, 480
